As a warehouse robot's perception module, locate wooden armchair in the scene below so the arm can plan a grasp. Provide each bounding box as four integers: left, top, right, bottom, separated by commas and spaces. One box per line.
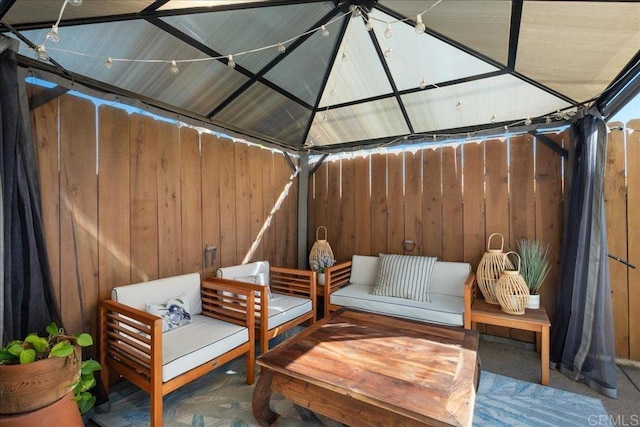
212, 261, 316, 354
99, 273, 255, 427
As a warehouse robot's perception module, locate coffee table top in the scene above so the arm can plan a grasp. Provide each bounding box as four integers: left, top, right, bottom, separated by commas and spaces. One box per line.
257, 309, 479, 426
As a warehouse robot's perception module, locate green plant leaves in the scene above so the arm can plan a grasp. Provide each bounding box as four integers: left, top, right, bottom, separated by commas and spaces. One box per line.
76, 333, 93, 347
81, 359, 101, 375
19, 348, 36, 364
50, 341, 74, 358
25, 334, 49, 354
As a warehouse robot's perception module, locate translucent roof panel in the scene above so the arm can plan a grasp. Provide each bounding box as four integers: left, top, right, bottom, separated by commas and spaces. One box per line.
517, 1, 640, 103
308, 98, 410, 146
368, 9, 498, 92
159, 1, 275, 11
215, 82, 312, 146
264, 25, 341, 106
318, 16, 394, 108
3, 1, 153, 26
380, 0, 511, 65
162, 2, 335, 75
402, 74, 571, 133
18, 21, 250, 116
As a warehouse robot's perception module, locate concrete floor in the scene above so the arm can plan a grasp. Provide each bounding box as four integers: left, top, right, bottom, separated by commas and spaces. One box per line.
478, 335, 640, 421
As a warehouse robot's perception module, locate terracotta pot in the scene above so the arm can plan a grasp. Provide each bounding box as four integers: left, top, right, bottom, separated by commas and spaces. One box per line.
0, 347, 80, 414
0, 391, 82, 426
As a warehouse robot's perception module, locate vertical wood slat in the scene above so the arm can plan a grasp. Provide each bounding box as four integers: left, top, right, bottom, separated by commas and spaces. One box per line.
180, 127, 202, 274
98, 106, 131, 302
340, 158, 357, 262
59, 95, 98, 336
605, 123, 629, 358
326, 160, 341, 261
422, 148, 442, 259
235, 143, 251, 263
441, 145, 463, 262
387, 154, 404, 255
286, 159, 298, 268
312, 162, 329, 262
261, 149, 276, 264
273, 153, 289, 267
248, 146, 265, 263
626, 119, 640, 360
509, 134, 536, 246
462, 142, 485, 270
201, 133, 221, 276
370, 154, 387, 256
354, 156, 371, 256
404, 151, 423, 255
33, 94, 60, 306
218, 140, 236, 267
130, 114, 159, 283
157, 121, 182, 278
535, 131, 565, 325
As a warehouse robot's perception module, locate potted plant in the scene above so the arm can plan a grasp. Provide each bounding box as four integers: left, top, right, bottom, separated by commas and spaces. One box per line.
516, 239, 551, 309
0, 322, 101, 418
310, 254, 335, 285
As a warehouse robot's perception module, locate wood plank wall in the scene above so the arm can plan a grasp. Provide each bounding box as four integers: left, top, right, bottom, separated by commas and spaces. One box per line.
606, 120, 640, 360
309, 133, 568, 343
31, 93, 298, 348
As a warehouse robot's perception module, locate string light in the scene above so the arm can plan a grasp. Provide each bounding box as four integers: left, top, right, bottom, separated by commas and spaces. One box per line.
46, 24, 60, 43
277, 43, 286, 54
384, 23, 393, 39
321, 25, 330, 37
415, 14, 425, 34
455, 100, 462, 110
227, 54, 235, 69
419, 78, 428, 89
365, 20, 373, 31
490, 113, 497, 123
104, 57, 113, 69
35, 45, 49, 61
170, 60, 179, 74
68, 0, 82, 5
341, 52, 347, 61
524, 116, 532, 126
384, 48, 393, 58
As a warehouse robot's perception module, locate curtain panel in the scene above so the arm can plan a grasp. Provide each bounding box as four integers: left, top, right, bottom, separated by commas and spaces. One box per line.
1, 35, 60, 344
550, 113, 617, 398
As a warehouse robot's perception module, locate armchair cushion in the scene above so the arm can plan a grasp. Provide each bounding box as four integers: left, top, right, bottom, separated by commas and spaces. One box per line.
265, 294, 312, 329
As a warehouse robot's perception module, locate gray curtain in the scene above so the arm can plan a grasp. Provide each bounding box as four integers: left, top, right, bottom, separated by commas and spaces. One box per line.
1, 35, 61, 344
550, 113, 617, 398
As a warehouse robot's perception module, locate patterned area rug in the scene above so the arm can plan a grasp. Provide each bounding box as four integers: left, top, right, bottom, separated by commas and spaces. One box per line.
93, 357, 609, 427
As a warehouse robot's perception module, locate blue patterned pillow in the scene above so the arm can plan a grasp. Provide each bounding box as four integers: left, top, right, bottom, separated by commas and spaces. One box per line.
370, 254, 436, 302
145, 297, 192, 332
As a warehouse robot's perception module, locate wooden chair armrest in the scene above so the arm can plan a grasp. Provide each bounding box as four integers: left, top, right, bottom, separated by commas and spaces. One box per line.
269, 266, 316, 297
463, 272, 477, 329
200, 278, 257, 332
325, 261, 352, 300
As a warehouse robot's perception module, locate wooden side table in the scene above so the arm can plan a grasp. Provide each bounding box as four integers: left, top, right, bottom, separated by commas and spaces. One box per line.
470, 299, 551, 385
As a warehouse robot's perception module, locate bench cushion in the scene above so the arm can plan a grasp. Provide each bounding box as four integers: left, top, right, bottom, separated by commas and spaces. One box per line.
111, 273, 202, 315
330, 283, 464, 326
429, 261, 471, 298
217, 261, 270, 282
162, 314, 248, 382
265, 294, 312, 329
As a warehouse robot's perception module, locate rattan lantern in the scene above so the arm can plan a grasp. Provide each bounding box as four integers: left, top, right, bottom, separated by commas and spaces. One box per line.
495, 252, 530, 315
309, 226, 334, 268
476, 233, 513, 304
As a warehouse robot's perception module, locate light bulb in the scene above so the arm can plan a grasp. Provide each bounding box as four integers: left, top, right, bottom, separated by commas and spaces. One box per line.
104, 57, 113, 69
504, 125, 509, 131
342, 52, 347, 61
545, 116, 552, 124
322, 112, 327, 121
384, 23, 393, 39
490, 113, 497, 123
419, 78, 428, 89
524, 116, 532, 126
170, 60, 179, 74
455, 100, 462, 110
277, 43, 286, 54
365, 20, 373, 31
227, 54, 235, 69
415, 14, 425, 34
321, 25, 329, 37
384, 48, 392, 58
330, 88, 336, 97
351, 5, 362, 17
36, 45, 49, 61
68, 0, 82, 6
46, 24, 59, 43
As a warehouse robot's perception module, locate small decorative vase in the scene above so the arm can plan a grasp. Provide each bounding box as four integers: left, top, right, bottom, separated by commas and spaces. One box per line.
317, 273, 325, 285
526, 294, 540, 309
495, 252, 530, 315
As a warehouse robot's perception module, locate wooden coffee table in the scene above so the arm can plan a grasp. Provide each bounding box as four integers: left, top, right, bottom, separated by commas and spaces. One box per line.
252, 309, 480, 426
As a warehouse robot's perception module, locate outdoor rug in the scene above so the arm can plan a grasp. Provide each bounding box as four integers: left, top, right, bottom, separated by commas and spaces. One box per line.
93, 357, 609, 427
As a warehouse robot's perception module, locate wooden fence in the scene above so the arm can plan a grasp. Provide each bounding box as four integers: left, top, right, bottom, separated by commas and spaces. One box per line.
31, 92, 298, 345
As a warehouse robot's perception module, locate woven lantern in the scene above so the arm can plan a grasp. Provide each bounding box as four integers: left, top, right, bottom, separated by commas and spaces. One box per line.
309, 226, 334, 268
495, 252, 530, 315
476, 233, 513, 304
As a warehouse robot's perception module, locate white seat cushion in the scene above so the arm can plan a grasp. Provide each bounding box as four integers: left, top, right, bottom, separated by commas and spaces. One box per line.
266, 294, 312, 330
162, 314, 248, 382
330, 283, 464, 326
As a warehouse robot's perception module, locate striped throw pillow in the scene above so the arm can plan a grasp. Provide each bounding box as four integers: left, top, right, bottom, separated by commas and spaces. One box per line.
370, 254, 436, 302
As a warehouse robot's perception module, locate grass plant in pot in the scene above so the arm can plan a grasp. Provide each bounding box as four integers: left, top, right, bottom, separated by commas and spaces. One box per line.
516, 239, 551, 309
0, 322, 101, 418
